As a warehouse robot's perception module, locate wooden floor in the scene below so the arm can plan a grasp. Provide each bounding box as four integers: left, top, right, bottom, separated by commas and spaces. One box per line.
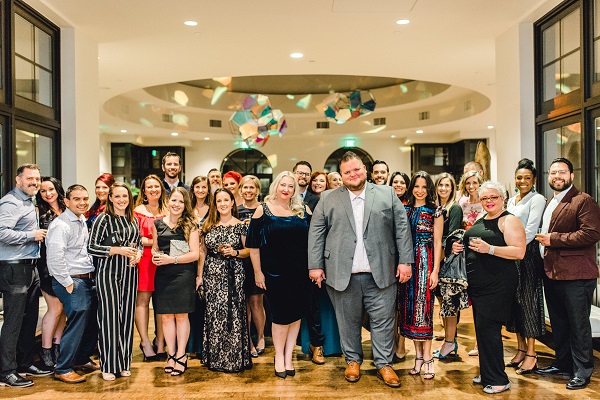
1, 307, 599, 399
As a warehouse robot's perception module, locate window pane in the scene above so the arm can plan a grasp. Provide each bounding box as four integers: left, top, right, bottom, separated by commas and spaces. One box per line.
561, 50, 580, 94
35, 27, 52, 70
595, 39, 600, 82
15, 129, 35, 167
596, 0, 600, 39
36, 66, 52, 107
14, 14, 33, 60
561, 8, 580, 54
543, 22, 560, 64
543, 62, 560, 101
15, 57, 34, 100
35, 135, 53, 175
542, 122, 582, 191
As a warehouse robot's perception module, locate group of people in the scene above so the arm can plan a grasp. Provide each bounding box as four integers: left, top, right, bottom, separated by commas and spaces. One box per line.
0, 152, 598, 394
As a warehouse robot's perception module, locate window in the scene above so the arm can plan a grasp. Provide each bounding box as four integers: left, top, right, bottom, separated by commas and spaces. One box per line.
541, 7, 581, 102
14, 12, 54, 107
324, 147, 374, 174
540, 121, 582, 194
15, 128, 55, 176
221, 149, 273, 198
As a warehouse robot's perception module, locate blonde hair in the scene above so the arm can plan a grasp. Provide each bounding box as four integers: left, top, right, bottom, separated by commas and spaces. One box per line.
458, 170, 483, 197
264, 171, 305, 218
239, 175, 261, 197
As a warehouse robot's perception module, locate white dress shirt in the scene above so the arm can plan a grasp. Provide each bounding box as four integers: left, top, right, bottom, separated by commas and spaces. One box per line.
539, 185, 573, 258
349, 187, 371, 273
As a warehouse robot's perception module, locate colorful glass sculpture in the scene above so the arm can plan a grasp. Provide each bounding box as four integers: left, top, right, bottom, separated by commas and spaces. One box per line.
317, 91, 376, 124
229, 94, 287, 148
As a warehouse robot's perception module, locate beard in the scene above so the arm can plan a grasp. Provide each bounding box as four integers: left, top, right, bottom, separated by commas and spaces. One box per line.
549, 176, 572, 192
344, 178, 366, 192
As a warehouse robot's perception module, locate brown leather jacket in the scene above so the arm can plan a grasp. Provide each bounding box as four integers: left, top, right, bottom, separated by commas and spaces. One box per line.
543, 186, 600, 280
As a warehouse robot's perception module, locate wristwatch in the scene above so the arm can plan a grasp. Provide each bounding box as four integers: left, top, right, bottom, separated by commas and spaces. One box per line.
234, 250, 239, 257
174, 255, 179, 264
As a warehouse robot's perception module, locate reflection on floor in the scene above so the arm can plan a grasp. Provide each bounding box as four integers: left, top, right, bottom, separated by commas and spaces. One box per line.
0, 302, 599, 399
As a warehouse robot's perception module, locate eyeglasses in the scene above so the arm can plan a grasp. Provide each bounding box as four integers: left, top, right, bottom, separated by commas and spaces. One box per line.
480, 195, 502, 203
295, 171, 310, 177
548, 169, 569, 176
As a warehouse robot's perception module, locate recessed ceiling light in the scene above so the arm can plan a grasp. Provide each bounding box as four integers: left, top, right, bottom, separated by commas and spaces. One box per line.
416, 129, 424, 134
204, 137, 210, 141
391, 135, 396, 138
184, 21, 198, 26
396, 19, 410, 25
290, 52, 303, 59
487, 125, 494, 129
120, 129, 127, 133
171, 132, 179, 136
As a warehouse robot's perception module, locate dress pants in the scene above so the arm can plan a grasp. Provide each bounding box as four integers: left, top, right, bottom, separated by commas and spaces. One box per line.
326, 273, 395, 369
473, 305, 509, 387
52, 277, 98, 374
97, 263, 138, 373
0, 263, 40, 377
306, 283, 325, 347
543, 277, 596, 379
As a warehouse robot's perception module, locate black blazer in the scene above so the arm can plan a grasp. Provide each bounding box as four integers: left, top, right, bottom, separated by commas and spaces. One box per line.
303, 190, 320, 212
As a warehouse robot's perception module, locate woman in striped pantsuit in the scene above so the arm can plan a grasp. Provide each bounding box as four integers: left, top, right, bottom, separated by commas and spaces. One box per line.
89, 182, 142, 381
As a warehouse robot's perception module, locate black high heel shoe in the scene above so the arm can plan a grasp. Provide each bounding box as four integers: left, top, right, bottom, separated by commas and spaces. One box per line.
286, 369, 296, 377
140, 343, 161, 362
506, 349, 526, 368
516, 354, 538, 375
171, 354, 188, 376
164, 353, 176, 374
274, 357, 286, 379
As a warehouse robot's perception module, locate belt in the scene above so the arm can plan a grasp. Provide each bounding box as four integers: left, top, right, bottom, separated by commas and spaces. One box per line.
0, 259, 37, 265
71, 272, 95, 279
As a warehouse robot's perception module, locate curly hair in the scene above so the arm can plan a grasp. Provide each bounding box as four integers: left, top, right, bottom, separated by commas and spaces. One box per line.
168, 187, 198, 241
264, 171, 305, 218
36, 176, 67, 219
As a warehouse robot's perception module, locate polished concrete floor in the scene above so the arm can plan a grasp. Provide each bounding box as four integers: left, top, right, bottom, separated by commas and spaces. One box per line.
0, 306, 598, 399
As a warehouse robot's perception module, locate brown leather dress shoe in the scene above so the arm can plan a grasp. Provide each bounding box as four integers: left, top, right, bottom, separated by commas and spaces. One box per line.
344, 361, 361, 382
54, 371, 86, 384
377, 365, 401, 388
73, 361, 100, 372
309, 345, 326, 365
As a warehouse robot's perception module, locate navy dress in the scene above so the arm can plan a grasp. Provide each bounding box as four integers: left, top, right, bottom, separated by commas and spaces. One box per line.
245, 203, 310, 325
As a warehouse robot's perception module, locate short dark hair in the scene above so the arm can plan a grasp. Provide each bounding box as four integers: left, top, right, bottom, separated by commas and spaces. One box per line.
339, 151, 362, 166
17, 164, 40, 176
162, 152, 181, 166
293, 161, 312, 173
66, 184, 88, 199
550, 157, 573, 173
372, 160, 389, 173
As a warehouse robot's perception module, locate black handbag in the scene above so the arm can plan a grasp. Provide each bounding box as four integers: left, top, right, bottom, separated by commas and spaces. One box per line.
439, 229, 468, 288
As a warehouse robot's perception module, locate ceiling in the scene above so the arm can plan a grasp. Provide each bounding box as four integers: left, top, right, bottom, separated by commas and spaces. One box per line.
37, 0, 547, 144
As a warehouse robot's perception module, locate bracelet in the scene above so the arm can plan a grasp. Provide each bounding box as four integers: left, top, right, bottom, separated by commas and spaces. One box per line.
174, 256, 179, 264
234, 250, 239, 257
488, 245, 495, 255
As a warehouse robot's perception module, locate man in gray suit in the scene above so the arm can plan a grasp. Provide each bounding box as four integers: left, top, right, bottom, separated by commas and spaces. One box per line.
308, 151, 414, 388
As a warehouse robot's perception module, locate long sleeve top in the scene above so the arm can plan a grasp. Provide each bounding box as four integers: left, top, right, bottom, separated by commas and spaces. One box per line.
45, 208, 94, 287
0, 188, 39, 260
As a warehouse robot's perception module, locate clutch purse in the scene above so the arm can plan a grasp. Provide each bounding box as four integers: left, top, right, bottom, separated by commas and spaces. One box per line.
101, 232, 122, 247
169, 239, 190, 257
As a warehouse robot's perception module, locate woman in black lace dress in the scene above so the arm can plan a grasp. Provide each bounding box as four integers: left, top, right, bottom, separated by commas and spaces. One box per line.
200, 188, 251, 372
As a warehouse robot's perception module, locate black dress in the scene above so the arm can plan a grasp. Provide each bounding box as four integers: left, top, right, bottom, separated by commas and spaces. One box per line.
201, 223, 251, 372
38, 210, 59, 296
464, 211, 518, 387
245, 203, 310, 325
238, 204, 265, 295
153, 219, 195, 314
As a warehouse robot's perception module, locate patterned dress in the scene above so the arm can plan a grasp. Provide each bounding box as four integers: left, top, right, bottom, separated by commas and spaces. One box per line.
399, 204, 441, 341
201, 223, 252, 372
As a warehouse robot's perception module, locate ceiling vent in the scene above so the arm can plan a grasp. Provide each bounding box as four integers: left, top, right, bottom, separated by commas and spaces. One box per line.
374, 117, 386, 126
464, 100, 472, 111
418, 111, 430, 121
162, 114, 173, 123
209, 119, 222, 128
316, 121, 330, 129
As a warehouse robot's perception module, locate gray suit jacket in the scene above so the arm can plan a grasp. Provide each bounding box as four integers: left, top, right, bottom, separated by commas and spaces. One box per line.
308, 182, 414, 291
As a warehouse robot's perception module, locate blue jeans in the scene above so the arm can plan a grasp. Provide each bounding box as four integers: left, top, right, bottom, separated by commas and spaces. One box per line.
52, 277, 98, 374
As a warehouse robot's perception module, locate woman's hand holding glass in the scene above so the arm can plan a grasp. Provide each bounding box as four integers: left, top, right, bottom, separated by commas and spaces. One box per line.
151, 249, 168, 266
468, 237, 491, 254
219, 244, 235, 257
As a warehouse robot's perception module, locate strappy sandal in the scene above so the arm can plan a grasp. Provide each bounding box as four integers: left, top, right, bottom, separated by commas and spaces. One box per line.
505, 349, 526, 368
164, 353, 176, 374
409, 357, 424, 375
516, 354, 538, 375
423, 358, 435, 380
171, 354, 188, 376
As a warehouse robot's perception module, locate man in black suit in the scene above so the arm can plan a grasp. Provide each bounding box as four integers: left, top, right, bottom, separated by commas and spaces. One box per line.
292, 160, 324, 364
161, 152, 189, 195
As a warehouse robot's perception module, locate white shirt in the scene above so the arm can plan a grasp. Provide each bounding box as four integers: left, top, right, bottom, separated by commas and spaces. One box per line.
506, 191, 546, 244
539, 185, 573, 258
349, 187, 371, 273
